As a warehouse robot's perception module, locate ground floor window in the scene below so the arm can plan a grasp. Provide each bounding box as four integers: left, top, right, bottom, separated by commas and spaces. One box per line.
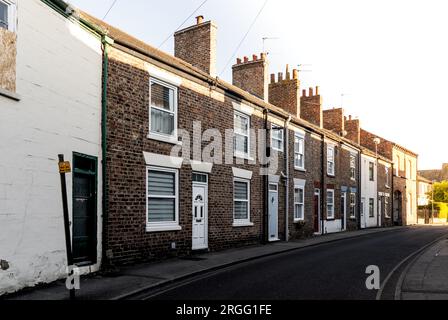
369, 198, 375, 218
234, 178, 250, 224
385, 196, 390, 218
147, 166, 179, 231
327, 189, 335, 219
350, 193, 356, 219
294, 186, 305, 221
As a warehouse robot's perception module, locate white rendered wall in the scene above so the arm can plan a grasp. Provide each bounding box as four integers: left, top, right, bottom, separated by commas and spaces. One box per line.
361, 155, 378, 228
0, 0, 102, 295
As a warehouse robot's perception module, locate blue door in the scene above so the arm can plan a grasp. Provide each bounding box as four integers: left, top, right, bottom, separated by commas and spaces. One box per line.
268, 183, 279, 241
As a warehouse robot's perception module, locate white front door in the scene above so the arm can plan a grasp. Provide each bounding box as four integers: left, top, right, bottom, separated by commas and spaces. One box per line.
341, 192, 347, 231
378, 198, 382, 227
192, 183, 208, 250
268, 183, 279, 241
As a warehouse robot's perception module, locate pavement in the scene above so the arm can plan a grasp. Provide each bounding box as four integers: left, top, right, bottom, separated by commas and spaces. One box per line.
2, 227, 403, 300
399, 238, 448, 300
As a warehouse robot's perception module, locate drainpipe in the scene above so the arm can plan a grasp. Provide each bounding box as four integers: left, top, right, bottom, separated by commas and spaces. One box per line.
321, 133, 326, 235
101, 36, 113, 266
263, 108, 270, 244
391, 162, 395, 226
284, 115, 292, 242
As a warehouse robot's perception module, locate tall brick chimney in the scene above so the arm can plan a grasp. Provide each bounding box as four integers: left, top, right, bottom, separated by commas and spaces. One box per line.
232, 53, 269, 101
174, 16, 217, 76
268, 65, 300, 117
323, 108, 345, 135
300, 87, 322, 128
344, 115, 360, 144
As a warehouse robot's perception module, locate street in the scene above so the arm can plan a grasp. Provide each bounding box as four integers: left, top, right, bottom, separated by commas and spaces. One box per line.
145, 226, 448, 300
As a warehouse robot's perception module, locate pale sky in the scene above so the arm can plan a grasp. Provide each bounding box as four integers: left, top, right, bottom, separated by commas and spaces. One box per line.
68, 0, 448, 170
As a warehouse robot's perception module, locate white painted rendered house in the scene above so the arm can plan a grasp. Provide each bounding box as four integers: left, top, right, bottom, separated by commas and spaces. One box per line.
360, 154, 378, 228
0, 0, 103, 295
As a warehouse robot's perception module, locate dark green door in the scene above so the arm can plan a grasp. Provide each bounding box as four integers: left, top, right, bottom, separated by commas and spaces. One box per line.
72, 153, 97, 265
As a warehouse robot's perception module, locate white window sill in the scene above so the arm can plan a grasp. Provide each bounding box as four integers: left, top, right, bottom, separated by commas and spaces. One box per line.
232, 222, 254, 227
350, 178, 356, 182
272, 148, 283, 153
147, 133, 182, 145
327, 173, 335, 177
234, 153, 255, 161
146, 224, 182, 233
294, 167, 306, 172
294, 219, 305, 223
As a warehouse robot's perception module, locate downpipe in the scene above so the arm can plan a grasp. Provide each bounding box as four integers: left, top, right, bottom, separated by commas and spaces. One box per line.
284, 116, 292, 241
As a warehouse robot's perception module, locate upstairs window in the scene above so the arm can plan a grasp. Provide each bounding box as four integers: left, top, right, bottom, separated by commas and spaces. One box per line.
369, 162, 375, 181
150, 78, 177, 139
350, 154, 356, 180
271, 124, 284, 152
385, 167, 390, 187
327, 145, 335, 176
294, 134, 305, 170
234, 111, 250, 158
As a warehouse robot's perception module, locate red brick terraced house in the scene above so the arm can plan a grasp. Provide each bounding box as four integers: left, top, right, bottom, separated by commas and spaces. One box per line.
77, 13, 373, 266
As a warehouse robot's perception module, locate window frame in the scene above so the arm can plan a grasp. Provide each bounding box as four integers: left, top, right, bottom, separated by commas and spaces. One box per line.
233, 110, 251, 159
233, 177, 251, 225
327, 145, 335, 176
294, 185, 305, 221
148, 77, 179, 144
369, 198, 375, 218
271, 124, 284, 152
384, 196, 390, 218
385, 166, 390, 188
349, 192, 356, 219
326, 189, 335, 219
369, 162, 375, 181
350, 154, 356, 181
0, 0, 15, 33
294, 133, 305, 170
146, 166, 181, 232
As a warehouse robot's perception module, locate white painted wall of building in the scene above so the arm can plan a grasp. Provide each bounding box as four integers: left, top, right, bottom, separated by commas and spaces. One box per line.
0, 0, 102, 295
361, 154, 378, 228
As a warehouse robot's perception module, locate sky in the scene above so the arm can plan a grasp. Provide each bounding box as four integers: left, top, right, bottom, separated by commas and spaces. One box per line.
68, 0, 448, 170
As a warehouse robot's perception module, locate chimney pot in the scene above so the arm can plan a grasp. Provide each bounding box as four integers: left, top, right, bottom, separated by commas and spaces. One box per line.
278, 72, 283, 81
196, 15, 204, 25
236, 58, 242, 64
293, 69, 298, 80
349, 115, 352, 120
253, 54, 258, 61
309, 87, 313, 96
244, 56, 249, 63
302, 89, 306, 96
315, 86, 319, 95
260, 52, 266, 60
270, 73, 276, 83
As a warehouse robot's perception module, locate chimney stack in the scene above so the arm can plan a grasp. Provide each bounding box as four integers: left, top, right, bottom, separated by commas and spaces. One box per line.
174, 16, 217, 76
344, 115, 360, 144
232, 52, 269, 101
268, 65, 301, 117
323, 108, 345, 135
300, 86, 323, 128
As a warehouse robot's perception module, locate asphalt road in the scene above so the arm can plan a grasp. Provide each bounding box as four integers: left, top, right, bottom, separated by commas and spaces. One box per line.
147, 226, 448, 300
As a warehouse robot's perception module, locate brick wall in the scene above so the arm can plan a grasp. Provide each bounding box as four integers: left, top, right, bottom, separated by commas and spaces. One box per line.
300, 87, 322, 127
106, 47, 265, 265
232, 54, 268, 100
174, 17, 217, 76
269, 67, 300, 117
323, 108, 344, 134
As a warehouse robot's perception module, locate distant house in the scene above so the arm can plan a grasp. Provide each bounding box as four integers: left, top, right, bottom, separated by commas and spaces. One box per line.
419, 163, 448, 183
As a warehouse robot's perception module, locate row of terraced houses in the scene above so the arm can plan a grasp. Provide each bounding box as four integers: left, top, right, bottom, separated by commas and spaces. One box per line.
0, 0, 418, 294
